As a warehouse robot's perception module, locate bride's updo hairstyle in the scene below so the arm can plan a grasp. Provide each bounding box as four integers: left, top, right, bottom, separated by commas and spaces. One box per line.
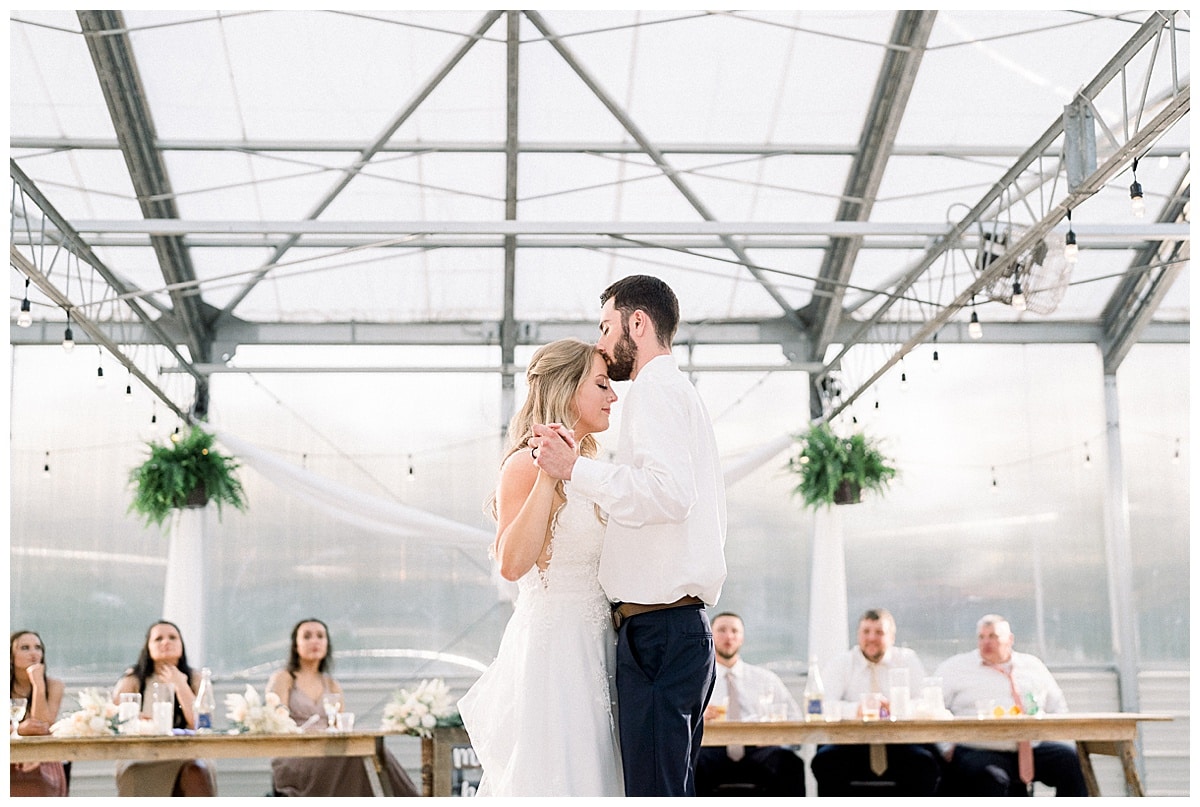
487, 337, 602, 519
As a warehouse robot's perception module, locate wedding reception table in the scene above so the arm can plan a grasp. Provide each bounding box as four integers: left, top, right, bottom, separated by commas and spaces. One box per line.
700, 712, 1170, 797
9, 730, 401, 796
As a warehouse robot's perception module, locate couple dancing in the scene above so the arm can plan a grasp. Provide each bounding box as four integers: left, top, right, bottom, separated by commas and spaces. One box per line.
458, 275, 728, 797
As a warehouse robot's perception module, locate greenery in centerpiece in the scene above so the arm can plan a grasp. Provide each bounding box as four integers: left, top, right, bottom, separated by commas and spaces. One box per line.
785, 422, 896, 509
128, 425, 247, 529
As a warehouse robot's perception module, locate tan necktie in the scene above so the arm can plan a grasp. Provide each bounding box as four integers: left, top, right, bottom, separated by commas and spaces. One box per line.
725, 672, 745, 761
988, 662, 1034, 784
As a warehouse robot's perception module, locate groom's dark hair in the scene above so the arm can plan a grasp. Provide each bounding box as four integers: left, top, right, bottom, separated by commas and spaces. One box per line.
601, 274, 680, 348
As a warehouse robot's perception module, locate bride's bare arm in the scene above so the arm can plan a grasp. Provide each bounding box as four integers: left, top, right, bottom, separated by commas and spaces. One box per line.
493, 450, 558, 581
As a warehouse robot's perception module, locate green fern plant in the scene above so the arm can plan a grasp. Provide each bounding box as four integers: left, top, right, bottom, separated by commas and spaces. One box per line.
785, 423, 896, 509
128, 426, 247, 529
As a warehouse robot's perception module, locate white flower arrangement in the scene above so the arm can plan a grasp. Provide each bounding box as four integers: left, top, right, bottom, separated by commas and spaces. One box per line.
50, 688, 122, 737
381, 677, 461, 738
224, 684, 299, 735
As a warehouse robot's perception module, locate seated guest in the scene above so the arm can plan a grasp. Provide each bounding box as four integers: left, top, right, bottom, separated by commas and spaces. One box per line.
267, 618, 418, 797
936, 614, 1087, 796
112, 620, 216, 796
10, 630, 69, 796
811, 608, 941, 795
696, 612, 806, 796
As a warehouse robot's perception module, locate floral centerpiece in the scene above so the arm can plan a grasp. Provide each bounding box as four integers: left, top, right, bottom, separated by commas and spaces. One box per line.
50, 688, 121, 737
381, 678, 462, 738
225, 685, 299, 735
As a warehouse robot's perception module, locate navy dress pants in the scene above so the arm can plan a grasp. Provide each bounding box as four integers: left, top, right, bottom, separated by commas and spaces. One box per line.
615, 604, 715, 796
946, 742, 1089, 796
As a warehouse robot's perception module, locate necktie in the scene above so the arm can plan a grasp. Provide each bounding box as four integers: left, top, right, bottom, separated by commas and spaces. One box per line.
988, 662, 1034, 784
869, 662, 881, 694
725, 672, 745, 761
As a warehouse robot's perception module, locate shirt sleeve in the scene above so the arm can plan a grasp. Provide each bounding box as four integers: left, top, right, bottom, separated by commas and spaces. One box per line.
571, 375, 700, 526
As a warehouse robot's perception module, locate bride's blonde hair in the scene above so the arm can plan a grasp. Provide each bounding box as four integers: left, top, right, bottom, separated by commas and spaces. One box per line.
486, 337, 601, 519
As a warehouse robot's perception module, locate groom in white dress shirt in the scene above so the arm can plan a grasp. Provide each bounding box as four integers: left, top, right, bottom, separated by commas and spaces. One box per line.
532, 274, 727, 796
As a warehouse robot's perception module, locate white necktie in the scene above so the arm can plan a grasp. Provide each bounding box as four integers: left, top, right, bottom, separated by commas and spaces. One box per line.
726, 672, 745, 761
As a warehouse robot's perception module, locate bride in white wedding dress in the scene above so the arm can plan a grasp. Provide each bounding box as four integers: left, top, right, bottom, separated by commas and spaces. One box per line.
458, 338, 624, 797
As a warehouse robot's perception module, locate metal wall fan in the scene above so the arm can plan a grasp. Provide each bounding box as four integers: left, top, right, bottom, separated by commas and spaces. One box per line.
976, 225, 1074, 315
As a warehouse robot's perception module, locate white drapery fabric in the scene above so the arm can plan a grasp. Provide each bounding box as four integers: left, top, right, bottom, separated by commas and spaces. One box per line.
209, 426, 795, 549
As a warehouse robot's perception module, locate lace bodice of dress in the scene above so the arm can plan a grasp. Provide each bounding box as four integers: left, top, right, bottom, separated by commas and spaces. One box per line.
518, 484, 606, 601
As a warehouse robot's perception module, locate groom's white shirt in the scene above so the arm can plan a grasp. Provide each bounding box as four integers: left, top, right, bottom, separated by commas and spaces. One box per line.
570, 354, 727, 606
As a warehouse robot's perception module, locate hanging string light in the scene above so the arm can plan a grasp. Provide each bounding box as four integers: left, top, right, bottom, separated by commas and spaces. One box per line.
407, 454, 416, 481
931, 332, 941, 371
968, 296, 983, 339
43, 451, 51, 478
1129, 157, 1145, 218
1064, 208, 1079, 264
17, 278, 33, 328
899, 358, 909, 392
1011, 275, 1026, 311
96, 348, 106, 386
1173, 438, 1181, 465
62, 312, 75, 352
1083, 442, 1092, 468
990, 466, 998, 492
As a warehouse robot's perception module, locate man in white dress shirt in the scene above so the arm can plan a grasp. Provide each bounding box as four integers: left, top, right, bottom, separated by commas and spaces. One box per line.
935, 614, 1087, 796
811, 608, 942, 795
696, 613, 806, 796
532, 274, 727, 796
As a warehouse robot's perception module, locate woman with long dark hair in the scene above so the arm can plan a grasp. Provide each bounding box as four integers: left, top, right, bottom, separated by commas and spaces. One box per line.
267, 618, 417, 796
112, 620, 216, 796
9, 630, 68, 796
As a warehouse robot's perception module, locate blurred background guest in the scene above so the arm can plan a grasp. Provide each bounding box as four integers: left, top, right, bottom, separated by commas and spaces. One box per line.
112, 620, 216, 796
267, 618, 417, 797
9, 630, 69, 796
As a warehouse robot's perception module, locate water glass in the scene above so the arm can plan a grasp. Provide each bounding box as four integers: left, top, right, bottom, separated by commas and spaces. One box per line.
10, 698, 27, 737
888, 668, 911, 719
921, 677, 945, 714
118, 692, 142, 734
335, 711, 355, 732
859, 692, 882, 721
151, 682, 175, 735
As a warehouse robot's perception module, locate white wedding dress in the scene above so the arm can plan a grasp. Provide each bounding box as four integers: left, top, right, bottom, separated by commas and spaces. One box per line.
459, 485, 624, 797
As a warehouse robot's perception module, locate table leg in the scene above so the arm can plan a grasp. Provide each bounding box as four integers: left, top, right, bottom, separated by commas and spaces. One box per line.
1116, 740, 1145, 797
361, 736, 395, 797
1074, 741, 1101, 796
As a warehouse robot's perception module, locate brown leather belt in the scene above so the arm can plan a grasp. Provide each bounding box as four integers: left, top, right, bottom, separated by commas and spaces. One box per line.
612, 595, 704, 630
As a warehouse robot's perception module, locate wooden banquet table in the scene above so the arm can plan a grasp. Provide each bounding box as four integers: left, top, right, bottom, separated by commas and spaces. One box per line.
700, 712, 1171, 797
8, 730, 403, 796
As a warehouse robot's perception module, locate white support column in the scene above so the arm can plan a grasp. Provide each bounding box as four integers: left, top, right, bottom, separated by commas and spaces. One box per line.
162, 504, 208, 667
807, 505, 849, 669
1101, 372, 1143, 795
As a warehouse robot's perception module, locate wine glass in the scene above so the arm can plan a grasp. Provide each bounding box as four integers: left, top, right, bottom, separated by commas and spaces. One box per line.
321, 693, 343, 731
10, 698, 28, 737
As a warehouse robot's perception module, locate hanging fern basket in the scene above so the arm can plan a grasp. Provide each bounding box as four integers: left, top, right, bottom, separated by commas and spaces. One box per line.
128, 426, 246, 529
786, 423, 896, 509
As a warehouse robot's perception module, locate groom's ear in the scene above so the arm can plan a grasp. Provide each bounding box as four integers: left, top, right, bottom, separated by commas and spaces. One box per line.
631, 309, 651, 338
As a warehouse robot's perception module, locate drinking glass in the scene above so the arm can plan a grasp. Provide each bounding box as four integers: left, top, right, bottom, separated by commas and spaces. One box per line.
118, 692, 142, 734
888, 668, 911, 720
151, 682, 176, 735
321, 693, 343, 731
10, 698, 27, 737
921, 676, 945, 715
335, 711, 355, 733
859, 692, 882, 721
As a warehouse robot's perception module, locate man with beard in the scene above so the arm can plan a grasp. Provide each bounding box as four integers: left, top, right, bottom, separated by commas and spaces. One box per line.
811, 608, 942, 795
696, 612, 807, 796
531, 274, 727, 796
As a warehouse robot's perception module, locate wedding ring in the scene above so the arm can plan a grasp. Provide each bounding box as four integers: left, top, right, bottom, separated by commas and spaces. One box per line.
531, 447, 539, 459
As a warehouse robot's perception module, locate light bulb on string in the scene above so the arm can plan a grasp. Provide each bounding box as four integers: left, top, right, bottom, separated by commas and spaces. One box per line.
43, 451, 50, 478
968, 296, 983, 340
899, 361, 909, 392
17, 278, 33, 327
171, 426, 181, 443
1064, 208, 1079, 264
62, 313, 75, 352
407, 454, 416, 481
931, 333, 941, 371
1011, 277, 1026, 311
1129, 158, 1145, 218
990, 466, 998, 493
1083, 443, 1092, 469
1173, 438, 1181, 465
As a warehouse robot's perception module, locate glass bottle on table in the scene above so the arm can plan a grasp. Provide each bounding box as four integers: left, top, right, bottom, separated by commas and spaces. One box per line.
803, 657, 825, 722
195, 667, 216, 732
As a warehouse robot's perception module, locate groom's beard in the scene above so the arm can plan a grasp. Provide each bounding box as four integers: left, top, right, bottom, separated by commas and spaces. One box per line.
716, 648, 739, 662
605, 326, 637, 382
